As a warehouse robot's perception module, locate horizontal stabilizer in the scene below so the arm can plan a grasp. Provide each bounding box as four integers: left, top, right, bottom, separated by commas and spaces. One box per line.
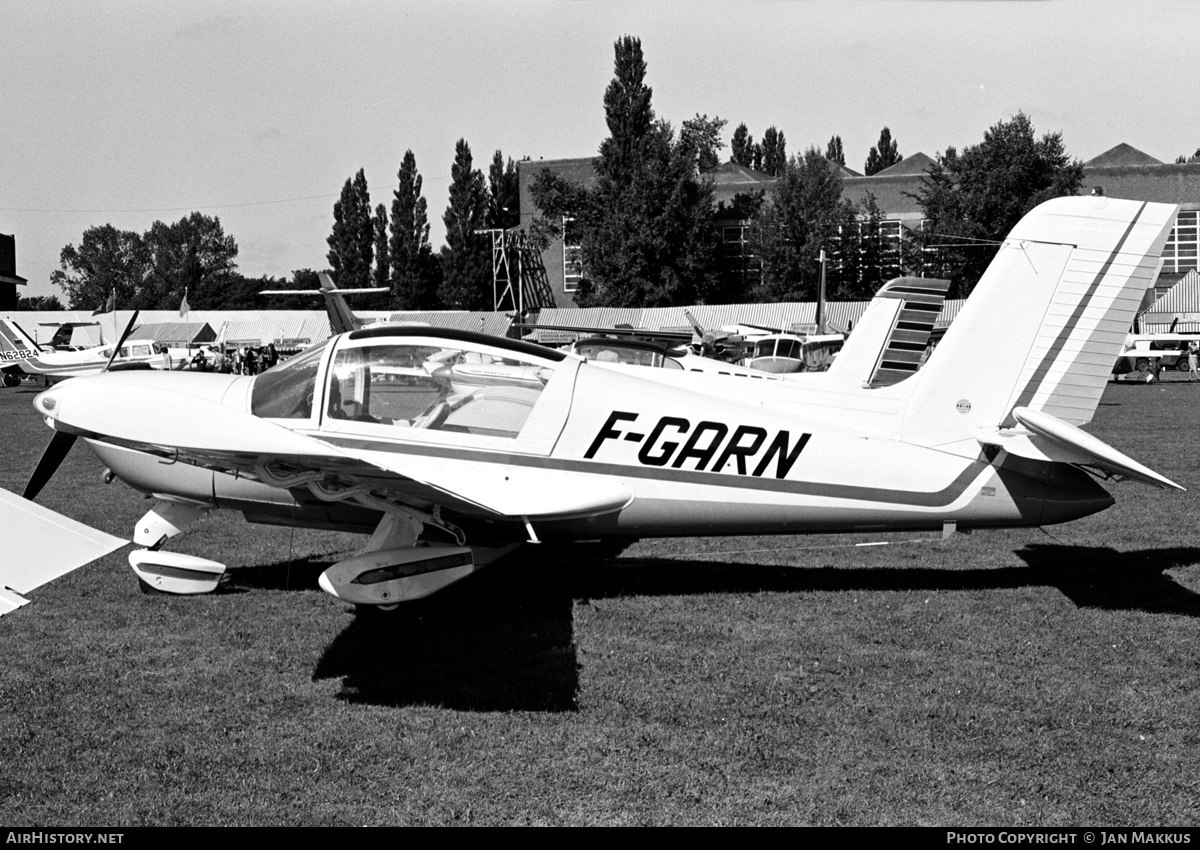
979, 407, 1183, 490
0, 487, 128, 615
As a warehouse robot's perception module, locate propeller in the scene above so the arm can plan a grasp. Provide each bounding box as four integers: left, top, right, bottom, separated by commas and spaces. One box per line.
23, 310, 140, 501
23, 430, 77, 500
683, 310, 747, 360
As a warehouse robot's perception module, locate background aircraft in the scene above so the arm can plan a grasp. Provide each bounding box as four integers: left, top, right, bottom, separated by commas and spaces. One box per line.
260, 273, 388, 335
0, 196, 1185, 618
0, 314, 163, 386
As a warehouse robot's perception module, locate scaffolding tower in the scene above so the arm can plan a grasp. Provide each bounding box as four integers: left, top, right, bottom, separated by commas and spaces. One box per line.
479, 229, 557, 315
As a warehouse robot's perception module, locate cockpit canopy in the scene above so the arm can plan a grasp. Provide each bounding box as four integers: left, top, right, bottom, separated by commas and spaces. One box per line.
250, 329, 567, 440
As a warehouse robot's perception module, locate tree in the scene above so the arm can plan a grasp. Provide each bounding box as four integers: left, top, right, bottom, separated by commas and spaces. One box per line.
16, 294, 64, 310
372, 203, 390, 291
327, 169, 374, 290
761, 126, 787, 176
827, 193, 904, 300
141, 212, 238, 308
486, 150, 520, 230
389, 150, 440, 309
731, 123, 754, 167
680, 114, 727, 174
530, 36, 720, 307
750, 147, 852, 302
825, 135, 845, 167
914, 112, 1083, 294
864, 126, 902, 175
51, 224, 149, 310
52, 214, 240, 310
598, 35, 655, 182
438, 139, 491, 310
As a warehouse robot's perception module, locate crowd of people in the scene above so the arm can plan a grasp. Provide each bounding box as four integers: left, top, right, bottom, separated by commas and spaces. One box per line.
183, 343, 280, 374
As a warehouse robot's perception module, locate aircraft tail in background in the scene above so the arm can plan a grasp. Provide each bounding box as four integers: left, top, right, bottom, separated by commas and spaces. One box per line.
0, 318, 42, 356
822, 276, 951, 389
260, 274, 387, 336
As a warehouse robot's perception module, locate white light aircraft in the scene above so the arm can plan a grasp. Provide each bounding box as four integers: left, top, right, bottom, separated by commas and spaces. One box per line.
0, 197, 1185, 617
0, 313, 163, 387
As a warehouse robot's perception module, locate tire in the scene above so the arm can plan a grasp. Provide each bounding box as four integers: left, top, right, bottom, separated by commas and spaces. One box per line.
1135, 357, 1150, 371
1178, 359, 1192, 373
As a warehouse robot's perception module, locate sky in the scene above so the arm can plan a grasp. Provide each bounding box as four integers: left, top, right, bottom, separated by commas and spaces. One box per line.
3, 0, 1198, 301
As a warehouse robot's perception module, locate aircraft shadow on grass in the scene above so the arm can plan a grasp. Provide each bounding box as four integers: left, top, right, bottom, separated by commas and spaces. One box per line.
223, 544, 1200, 713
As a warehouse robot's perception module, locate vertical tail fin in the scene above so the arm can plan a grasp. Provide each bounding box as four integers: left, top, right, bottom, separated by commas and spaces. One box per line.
899, 196, 1177, 445
823, 277, 950, 388
316, 272, 363, 335
260, 275, 387, 336
0, 319, 41, 354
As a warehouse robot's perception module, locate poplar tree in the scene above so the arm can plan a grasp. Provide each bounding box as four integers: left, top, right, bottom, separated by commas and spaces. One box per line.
327, 169, 373, 289
825, 135, 845, 167
372, 203, 390, 299
731, 123, 754, 168
439, 139, 491, 310
864, 126, 903, 175
761, 126, 787, 176
529, 36, 720, 307
389, 150, 440, 309
486, 150, 520, 229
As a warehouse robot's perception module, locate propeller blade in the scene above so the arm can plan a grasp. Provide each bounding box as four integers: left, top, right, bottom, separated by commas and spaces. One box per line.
23, 430, 78, 500
103, 310, 141, 373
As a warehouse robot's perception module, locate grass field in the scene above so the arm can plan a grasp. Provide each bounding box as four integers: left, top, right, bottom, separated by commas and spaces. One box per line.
1, 376, 1199, 826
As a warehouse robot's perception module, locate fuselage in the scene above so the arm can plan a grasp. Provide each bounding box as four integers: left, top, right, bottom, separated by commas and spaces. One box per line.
46, 326, 1114, 549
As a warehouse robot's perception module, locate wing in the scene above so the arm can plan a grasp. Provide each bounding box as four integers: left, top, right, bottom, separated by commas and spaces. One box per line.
0, 487, 128, 615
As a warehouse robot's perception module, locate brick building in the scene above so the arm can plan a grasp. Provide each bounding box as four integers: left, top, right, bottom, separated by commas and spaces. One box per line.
517, 143, 1200, 308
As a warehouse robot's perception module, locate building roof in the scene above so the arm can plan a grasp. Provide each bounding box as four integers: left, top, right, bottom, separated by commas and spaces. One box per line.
707, 160, 776, 211
1084, 143, 1165, 168
1141, 270, 1200, 332
132, 321, 216, 346
838, 152, 937, 218
872, 151, 936, 177
384, 311, 515, 338
709, 160, 775, 186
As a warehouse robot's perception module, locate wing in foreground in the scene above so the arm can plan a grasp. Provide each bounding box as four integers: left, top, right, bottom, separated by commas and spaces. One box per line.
0, 487, 128, 615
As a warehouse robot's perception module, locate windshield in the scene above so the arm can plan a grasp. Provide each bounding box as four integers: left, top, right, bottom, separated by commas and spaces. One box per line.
250, 340, 330, 419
